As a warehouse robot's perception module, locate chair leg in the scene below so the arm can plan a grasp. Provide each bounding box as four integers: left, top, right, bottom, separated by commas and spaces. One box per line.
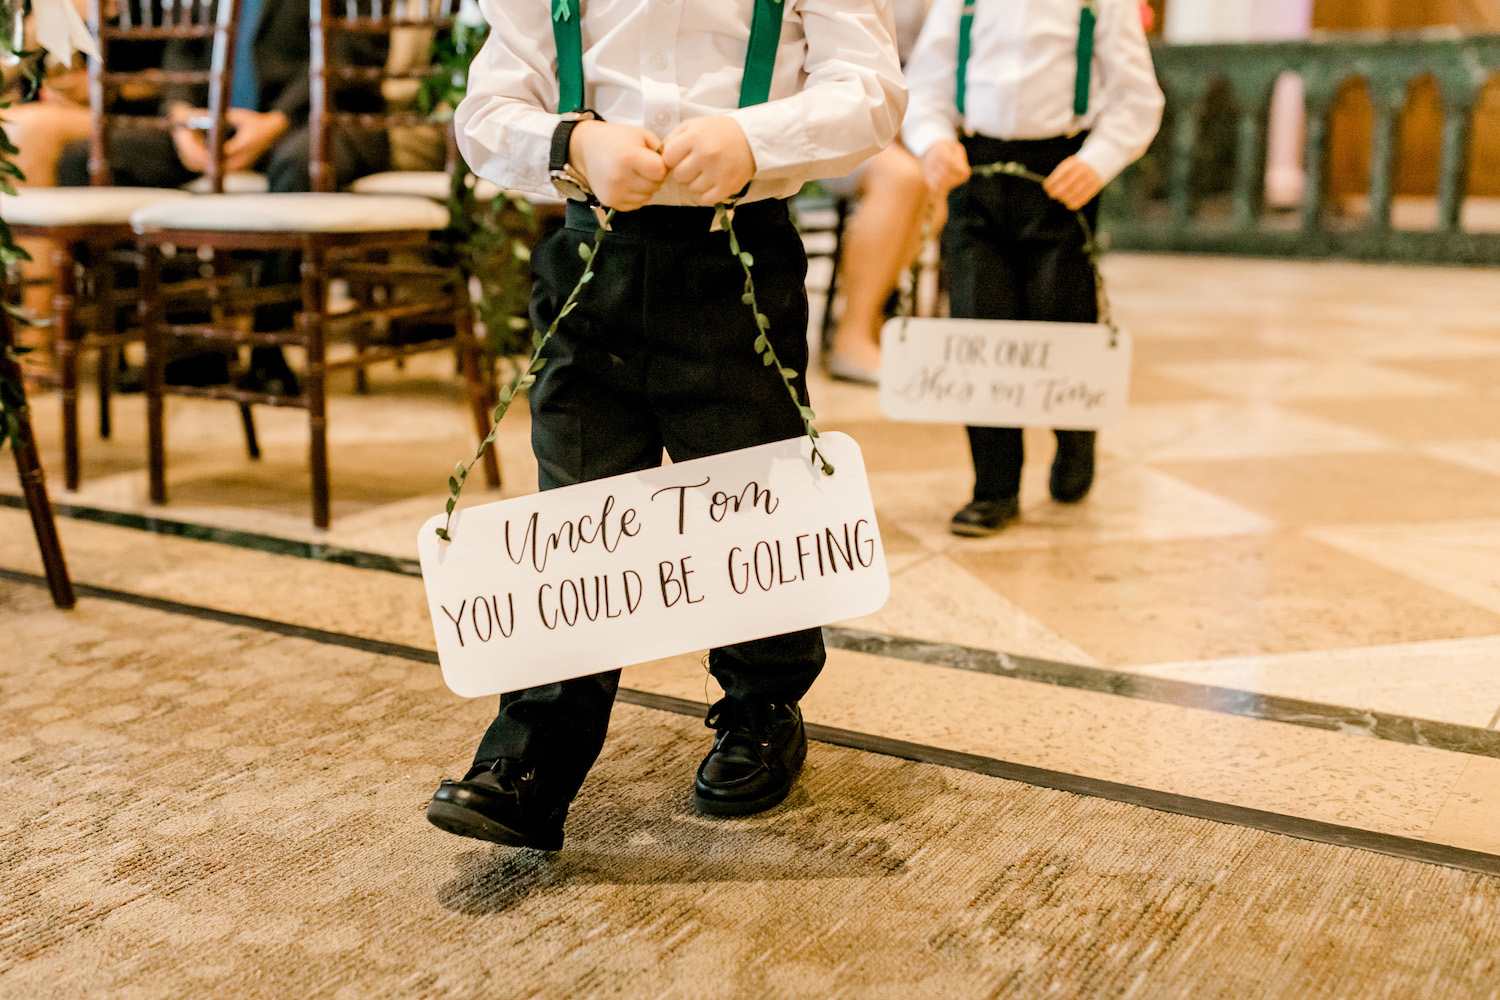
303, 242, 331, 530
139, 241, 168, 507
239, 403, 261, 460
95, 257, 117, 441
51, 244, 80, 490
457, 287, 500, 489
3, 340, 75, 609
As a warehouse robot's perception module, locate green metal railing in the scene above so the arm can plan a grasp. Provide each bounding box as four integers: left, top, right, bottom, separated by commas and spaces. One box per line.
1104, 32, 1500, 264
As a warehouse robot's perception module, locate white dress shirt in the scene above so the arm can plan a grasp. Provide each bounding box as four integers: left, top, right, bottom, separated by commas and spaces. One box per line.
902, 0, 1163, 183
456, 0, 908, 206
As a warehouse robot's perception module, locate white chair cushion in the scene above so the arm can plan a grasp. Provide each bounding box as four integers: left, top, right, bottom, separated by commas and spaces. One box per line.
130, 192, 450, 233
350, 170, 500, 202
1, 186, 192, 226
350, 171, 566, 210
182, 172, 271, 195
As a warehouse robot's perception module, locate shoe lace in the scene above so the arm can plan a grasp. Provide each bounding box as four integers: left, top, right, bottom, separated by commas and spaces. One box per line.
464, 758, 536, 793
704, 697, 782, 748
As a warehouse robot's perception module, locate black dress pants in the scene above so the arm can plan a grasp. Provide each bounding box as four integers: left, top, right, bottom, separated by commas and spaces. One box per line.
471, 199, 827, 807
943, 133, 1100, 502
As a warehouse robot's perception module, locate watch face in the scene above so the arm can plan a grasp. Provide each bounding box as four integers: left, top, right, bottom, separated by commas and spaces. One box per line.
551, 170, 591, 202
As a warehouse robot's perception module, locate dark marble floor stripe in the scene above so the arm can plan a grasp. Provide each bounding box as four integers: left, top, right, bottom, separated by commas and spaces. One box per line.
6, 565, 1496, 881
827, 628, 1500, 760
0, 494, 422, 576
9, 492, 1500, 761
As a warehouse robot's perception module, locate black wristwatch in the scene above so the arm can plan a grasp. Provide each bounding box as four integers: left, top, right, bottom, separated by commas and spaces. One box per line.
549, 110, 601, 202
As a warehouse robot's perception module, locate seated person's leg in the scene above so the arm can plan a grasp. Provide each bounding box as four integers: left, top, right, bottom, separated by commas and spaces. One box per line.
56, 131, 197, 190
828, 142, 932, 383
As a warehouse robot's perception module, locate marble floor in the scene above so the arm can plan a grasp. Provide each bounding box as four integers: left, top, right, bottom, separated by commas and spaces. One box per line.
5, 253, 1500, 905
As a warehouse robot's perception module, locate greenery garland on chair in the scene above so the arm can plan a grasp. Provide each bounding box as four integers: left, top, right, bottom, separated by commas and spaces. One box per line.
419, 16, 538, 368
0, 0, 46, 455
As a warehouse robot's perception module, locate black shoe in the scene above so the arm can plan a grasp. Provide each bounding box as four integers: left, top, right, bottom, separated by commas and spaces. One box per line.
238, 350, 301, 399
693, 697, 807, 817
949, 496, 1020, 537
1050, 431, 1096, 504
426, 760, 566, 851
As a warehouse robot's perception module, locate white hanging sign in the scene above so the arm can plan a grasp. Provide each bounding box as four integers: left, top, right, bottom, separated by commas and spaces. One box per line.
417, 433, 890, 697
879, 318, 1132, 430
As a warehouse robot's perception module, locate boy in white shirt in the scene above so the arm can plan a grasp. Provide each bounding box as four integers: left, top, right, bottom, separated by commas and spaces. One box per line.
903, 0, 1162, 535
425, 0, 905, 851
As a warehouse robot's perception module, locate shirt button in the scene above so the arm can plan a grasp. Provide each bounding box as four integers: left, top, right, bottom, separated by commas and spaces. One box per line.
654, 110, 670, 125
650, 53, 667, 71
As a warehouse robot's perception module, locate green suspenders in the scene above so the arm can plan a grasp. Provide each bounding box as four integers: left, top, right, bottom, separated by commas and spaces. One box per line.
956, 0, 976, 115
551, 0, 787, 115
1074, 1, 1095, 117
956, 0, 1096, 119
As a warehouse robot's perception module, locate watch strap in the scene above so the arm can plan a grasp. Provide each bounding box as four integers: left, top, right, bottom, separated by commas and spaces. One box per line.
550, 116, 586, 174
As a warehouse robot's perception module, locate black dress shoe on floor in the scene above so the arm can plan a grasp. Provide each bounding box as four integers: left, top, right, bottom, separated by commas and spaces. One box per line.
694, 697, 807, 817
1050, 431, 1097, 504
949, 496, 1020, 537
426, 760, 566, 851
238, 349, 302, 399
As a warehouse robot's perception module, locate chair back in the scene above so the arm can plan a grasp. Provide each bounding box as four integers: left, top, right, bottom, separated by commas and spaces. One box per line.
310, 0, 461, 192
86, 0, 239, 191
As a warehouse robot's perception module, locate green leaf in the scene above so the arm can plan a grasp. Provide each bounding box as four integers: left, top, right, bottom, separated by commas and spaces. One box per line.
755, 313, 770, 330
578, 242, 592, 260
529, 357, 546, 374
762, 353, 775, 366
436, 527, 451, 541
448, 476, 460, 493
518, 374, 535, 389
739, 252, 754, 267
498, 385, 513, 403
799, 406, 816, 420
753, 333, 768, 352
454, 461, 466, 477
580, 272, 594, 283
741, 292, 754, 305
781, 368, 798, 379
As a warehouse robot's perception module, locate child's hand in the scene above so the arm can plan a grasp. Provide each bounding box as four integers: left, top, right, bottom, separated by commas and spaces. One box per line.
570, 121, 669, 211
922, 141, 971, 195
1043, 157, 1104, 210
660, 117, 756, 206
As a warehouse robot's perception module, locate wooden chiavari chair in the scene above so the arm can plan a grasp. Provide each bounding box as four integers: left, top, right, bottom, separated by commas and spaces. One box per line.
131, 0, 498, 530
0, 0, 237, 491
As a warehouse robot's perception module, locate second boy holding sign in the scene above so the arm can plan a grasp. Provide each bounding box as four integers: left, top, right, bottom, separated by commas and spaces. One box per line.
903, 0, 1162, 536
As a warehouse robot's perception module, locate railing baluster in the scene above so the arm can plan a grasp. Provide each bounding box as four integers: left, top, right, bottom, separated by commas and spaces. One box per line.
1365, 79, 1403, 232
1435, 92, 1475, 233
1231, 100, 1266, 231
1299, 89, 1331, 234
1168, 80, 1207, 229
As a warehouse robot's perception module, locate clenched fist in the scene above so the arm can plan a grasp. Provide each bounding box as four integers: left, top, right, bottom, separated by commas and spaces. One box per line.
1043, 156, 1104, 211
661, 117, 756, 206
569, 121, 669, 211
922, 140, 971, 196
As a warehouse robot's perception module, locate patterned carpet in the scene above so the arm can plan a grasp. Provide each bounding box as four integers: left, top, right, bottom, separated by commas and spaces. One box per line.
4, 579, 1500, 1000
